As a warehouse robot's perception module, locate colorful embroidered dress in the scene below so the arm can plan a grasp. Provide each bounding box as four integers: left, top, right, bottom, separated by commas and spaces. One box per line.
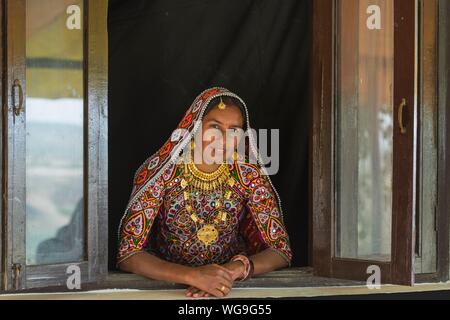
116, 88, 293, 267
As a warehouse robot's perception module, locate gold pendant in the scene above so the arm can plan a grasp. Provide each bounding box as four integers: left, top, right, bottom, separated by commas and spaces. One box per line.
218, 97, 227, 110
197, 224, 219, 246
220, 211, 227, 221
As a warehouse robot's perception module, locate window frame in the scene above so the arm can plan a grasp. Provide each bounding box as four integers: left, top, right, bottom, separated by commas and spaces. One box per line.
310, 0, 450, 286
436, 0, 450, 283
415, 0, 450, 284
1, 0, 108, 291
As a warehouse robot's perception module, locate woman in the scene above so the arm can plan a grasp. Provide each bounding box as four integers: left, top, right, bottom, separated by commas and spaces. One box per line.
117, 87, 293, 298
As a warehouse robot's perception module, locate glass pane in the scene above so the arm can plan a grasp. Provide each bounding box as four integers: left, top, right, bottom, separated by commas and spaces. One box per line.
335, 0, 393, 261
26, 0, 84, 265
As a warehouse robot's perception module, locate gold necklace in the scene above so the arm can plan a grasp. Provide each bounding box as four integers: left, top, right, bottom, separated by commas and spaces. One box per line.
180, 163, 235, 246
183, 162, 230, 192
185, 183, 225, 246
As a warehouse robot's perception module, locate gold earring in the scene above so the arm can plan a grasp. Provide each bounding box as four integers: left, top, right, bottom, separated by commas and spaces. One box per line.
190, 138, 196, 150
218, 97, 226, 110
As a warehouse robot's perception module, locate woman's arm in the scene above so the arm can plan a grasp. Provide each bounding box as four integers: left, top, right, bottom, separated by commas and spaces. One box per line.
248, 247, 289, 275
118, 251, 193, 285
221, 247, 288, 279
119, 251, 235, 297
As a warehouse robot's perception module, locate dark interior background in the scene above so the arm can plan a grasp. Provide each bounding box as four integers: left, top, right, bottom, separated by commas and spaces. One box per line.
107, 0, 312, 270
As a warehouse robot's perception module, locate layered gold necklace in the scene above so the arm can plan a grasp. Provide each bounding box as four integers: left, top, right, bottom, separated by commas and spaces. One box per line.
181, 162, 235, 246
183, 162, 231, 191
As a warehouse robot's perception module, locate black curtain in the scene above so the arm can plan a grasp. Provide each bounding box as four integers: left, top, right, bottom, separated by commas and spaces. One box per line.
108, 0, 312, 269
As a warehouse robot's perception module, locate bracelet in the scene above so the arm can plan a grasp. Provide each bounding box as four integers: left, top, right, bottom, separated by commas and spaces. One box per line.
231, 254, 254, 281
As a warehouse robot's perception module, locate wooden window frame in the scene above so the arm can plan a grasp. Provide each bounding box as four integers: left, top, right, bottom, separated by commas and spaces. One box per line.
402, 0, 450, 284
0, 0, 108, 291
436, 0, 450, 283
414, 0, 438, 276
24, 0, 109, 290
312, 0, 450, 286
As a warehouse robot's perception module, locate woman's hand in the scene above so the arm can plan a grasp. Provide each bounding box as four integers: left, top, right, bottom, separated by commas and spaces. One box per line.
185, 264, 235, 298
185, 261, 245, 298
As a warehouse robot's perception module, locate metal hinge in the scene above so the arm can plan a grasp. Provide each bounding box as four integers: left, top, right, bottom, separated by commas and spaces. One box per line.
11, 263, 22, 290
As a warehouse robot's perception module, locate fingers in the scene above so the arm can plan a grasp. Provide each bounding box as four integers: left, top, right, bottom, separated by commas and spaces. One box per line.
211, 287, 227, 298
185, 286, 200, 297
187, 287, 210, 298
218, 283, 231, 296
212, 266, 233, 297
209, 283, 231, 298
186, 286, 212, 298
187, 284, 231, 298
193, 290, 209, 298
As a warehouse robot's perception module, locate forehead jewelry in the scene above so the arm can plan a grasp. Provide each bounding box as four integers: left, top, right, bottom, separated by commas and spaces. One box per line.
217, 97, 227, 110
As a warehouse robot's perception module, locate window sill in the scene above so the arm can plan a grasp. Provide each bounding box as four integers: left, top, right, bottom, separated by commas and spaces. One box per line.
0, 267, 363, 295
101, 267, 364, 290
2, 267, 449, 299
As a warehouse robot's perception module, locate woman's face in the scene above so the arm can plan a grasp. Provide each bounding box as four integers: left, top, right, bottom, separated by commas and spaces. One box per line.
197, 103, 244, 164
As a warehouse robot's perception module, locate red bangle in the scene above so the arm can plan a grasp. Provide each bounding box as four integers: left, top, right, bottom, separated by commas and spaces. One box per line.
231, 254, 254, 281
